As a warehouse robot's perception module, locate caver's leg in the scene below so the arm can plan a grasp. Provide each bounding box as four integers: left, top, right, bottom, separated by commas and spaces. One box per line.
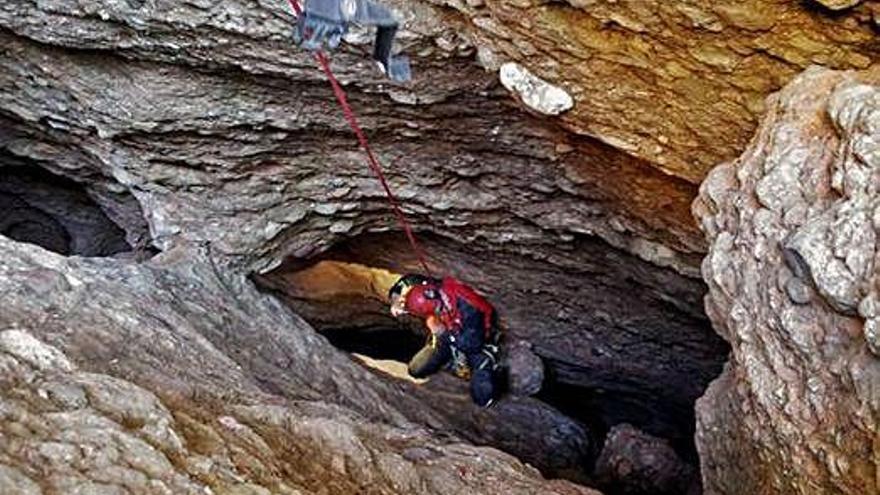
408, 332, 453, 379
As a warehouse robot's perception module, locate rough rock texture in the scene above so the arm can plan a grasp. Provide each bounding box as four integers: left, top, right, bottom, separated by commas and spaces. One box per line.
1, 5, 869, 470
811, 0, 863, 11
595, 423, 695, 495
266, 233, 727, 452
504, 340, 545, 397
255, 261, 598, 480
0, 158, 132, 257
0, 236, 598, 495
3, 0, 876, 279
0, 0, 706, 277
694, 66, 880, 494
2, 0, 875, 492
440, 0, 878, 183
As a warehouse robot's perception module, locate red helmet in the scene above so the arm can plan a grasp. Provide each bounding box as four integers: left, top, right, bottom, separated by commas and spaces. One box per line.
404, 283, 441, 317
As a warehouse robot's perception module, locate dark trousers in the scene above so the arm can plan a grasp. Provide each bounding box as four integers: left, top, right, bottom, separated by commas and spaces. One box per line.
408, 331, 497, 407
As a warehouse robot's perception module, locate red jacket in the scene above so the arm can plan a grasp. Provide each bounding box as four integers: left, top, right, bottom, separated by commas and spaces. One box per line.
435, 277, 495, 338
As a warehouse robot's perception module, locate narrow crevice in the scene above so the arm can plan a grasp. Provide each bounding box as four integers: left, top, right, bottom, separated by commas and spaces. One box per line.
319, 320, 702, 495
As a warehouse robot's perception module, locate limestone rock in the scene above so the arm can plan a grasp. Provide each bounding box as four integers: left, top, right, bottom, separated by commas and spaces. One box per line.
499, 62, 574, 116
505, 339, 545, 396
0, 0, 875, 492
811, 0, 863, 11
0, 0, 875, 280
3, 0, 874, 281
595, 423, 695, 495
0, 166, 133, 256
0, 236, 598, 495
268, 234, 728, 457
693, 65, 880, 494
0, 0, 706, 279
434, 0, 878, 183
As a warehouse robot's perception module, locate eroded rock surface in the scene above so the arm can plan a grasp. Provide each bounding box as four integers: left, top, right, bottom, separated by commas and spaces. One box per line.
262, 232, 728, 466
3, 0, 875, 279
436, 0, 877, 182
0, 157, 133, 257
595, 423, 695, 495
1, 0, 875, 493
0, 0, 705, 278
0, 237, 598, 494
694, 66, 880, 494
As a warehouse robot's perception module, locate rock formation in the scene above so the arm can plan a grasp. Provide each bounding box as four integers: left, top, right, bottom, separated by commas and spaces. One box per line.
694, 66, 880, 494
595, 423, 695, 495
0, 165, 132, 256
0, 0, 877, 493
2, 0, 875, 276
0, 237, 598, 494
437, 0, 877, 184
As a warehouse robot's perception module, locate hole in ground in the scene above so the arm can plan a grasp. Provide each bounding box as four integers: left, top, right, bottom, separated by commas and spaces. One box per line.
255, 233, 728, 495
322, 326, 424, 363
0, 158, 152, 258
254, 258, 429, 373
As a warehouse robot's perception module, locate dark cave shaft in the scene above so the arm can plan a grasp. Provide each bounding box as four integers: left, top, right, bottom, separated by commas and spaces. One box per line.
255, 233, 729, 494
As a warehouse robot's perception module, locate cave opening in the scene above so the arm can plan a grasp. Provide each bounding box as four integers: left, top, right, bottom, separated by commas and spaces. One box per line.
322, 326, 425, 363
0, 160, 141, 258
254, 233, 729, 495
254, 258, 428, 365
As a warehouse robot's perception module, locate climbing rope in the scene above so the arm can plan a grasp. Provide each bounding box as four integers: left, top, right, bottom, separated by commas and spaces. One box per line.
285, 0, 434, 277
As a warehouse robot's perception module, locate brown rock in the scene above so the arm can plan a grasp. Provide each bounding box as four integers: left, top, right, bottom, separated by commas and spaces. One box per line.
505, 339, 545, 396
0, 237, 599, 495
1, 0, 875, 492
2, 0, 875, 280
595, 423, 696, 495
270, 234, 727, 455
693, 65, 880, 494
435, 0, 877, 182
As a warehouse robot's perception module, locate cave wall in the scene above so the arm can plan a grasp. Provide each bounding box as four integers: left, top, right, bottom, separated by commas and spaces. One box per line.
0, 0, 877, 493
0, 155, 132, 257
694, 66, 880, 494
2, 1, 875, 279
0, 237, 599, 494
434, 0, 878, 183
271, 232, 728, 447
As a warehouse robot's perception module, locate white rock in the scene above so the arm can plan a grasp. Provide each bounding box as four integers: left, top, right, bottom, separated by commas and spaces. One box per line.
0, 329, 74, 372
499, 62, 574, 116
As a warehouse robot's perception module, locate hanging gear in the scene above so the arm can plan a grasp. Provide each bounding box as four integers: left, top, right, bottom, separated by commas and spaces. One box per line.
285, 0, 433, 275
286, 0, 502, 407
407, 328, 498, 408
293, 0, 412, 81
449, 347, 472, 380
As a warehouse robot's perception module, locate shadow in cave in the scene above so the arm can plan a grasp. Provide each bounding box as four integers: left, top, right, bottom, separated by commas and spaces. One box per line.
322, 326, 425, 363
0, 160, 152, 258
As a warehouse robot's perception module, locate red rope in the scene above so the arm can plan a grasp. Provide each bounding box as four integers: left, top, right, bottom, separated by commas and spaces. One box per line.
285, 0, 434, 277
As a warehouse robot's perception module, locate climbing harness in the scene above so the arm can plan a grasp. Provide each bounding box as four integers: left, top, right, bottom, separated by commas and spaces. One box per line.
285, 0, 431, 276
